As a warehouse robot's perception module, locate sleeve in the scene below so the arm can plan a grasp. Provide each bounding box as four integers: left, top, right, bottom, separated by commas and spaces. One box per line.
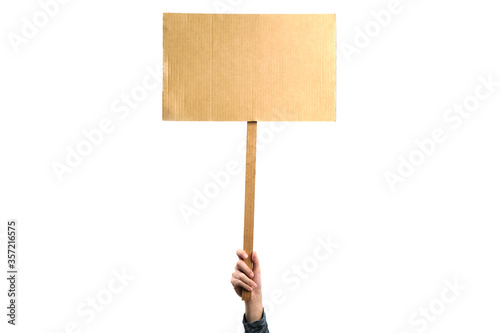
242, 309, 269, 333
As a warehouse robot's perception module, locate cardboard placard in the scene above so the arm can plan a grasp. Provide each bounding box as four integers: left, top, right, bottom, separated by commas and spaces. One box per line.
163, 13, 336, 121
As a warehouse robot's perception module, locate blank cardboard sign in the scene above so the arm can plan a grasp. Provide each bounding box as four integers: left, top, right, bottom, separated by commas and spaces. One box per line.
162, 13, 336, 121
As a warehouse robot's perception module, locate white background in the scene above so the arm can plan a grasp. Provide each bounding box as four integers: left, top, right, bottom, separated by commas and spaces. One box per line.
1, 0, 500, 332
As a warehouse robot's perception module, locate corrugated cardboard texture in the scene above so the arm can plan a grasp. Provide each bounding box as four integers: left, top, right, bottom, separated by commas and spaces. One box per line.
163, 13, 336, 121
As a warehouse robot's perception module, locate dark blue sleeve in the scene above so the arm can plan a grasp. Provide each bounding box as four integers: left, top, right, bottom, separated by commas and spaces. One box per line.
242, 309, 269, 333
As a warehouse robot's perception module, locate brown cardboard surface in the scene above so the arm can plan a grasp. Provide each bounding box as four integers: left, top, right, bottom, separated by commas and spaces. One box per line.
163, 13, 336, 121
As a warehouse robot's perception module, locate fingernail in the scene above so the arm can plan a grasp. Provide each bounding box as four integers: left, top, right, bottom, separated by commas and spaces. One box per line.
253, 282, 258, 288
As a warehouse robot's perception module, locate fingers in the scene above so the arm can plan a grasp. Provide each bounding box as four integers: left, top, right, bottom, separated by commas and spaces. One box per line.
232, 271, 257, 291
236, 249, 248, 260
236, 259, 254, 278
232, 278, 252, 292
236, 249, 260, 275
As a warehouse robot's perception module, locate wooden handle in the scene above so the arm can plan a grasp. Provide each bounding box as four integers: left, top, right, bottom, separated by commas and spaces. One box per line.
242, 121, 257, 301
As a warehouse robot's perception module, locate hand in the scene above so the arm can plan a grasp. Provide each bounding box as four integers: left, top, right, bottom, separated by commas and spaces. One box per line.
231, 249, 263, 322
231, 249, 261, 297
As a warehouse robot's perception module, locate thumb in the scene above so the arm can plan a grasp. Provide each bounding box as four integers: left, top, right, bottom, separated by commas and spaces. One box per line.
252, 251, 260, 272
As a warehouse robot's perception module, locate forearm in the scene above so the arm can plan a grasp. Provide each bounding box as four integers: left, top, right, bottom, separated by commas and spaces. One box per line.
244, 291, 263, 322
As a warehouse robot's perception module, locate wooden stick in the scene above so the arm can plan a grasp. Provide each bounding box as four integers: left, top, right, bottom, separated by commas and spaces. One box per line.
242, 121, 257, 301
